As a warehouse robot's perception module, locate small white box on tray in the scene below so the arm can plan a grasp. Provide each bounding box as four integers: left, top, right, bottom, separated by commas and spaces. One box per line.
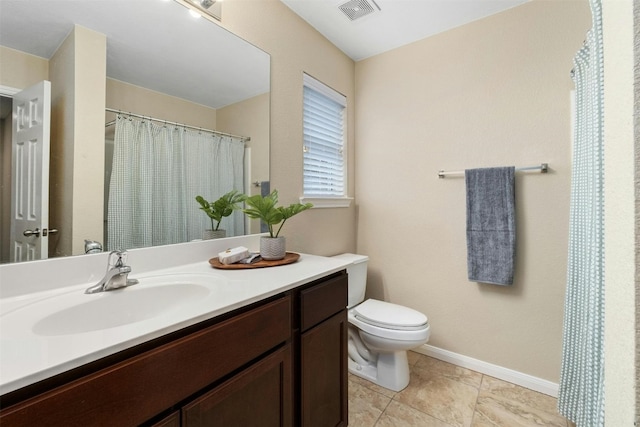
218, 246, 250, 265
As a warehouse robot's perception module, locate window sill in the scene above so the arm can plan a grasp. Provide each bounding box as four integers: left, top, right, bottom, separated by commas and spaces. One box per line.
300, 196, 353, 209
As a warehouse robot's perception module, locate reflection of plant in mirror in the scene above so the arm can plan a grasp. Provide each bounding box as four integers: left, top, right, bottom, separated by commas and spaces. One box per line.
196, 191, 247, 231
243, 190, 313, 238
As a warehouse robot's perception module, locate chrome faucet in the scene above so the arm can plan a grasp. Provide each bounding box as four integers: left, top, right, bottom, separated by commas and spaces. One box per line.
85, 250, 139, 294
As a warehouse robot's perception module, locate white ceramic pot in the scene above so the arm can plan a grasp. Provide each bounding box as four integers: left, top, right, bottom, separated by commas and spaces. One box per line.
203, 229, 226, 240
260, 236, 286, 260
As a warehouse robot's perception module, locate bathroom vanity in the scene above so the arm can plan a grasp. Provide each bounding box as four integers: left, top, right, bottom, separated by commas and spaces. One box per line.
0, 236, 350, 426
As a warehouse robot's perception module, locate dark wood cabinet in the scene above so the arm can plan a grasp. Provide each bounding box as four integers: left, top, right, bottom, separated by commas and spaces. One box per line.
0, 270, 348, 427
297, 273, 349, 427
301, 311, 348, 427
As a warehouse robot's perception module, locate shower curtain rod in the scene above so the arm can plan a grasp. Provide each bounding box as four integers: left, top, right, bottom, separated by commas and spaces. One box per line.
104, 108, 250, 142
437, 163, 548, 179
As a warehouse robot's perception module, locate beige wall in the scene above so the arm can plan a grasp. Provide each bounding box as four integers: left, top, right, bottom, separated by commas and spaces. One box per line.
48, 27, 75, 257
0, 46, 48, 90
49, 25, 106, 257
106, 79, 217, 129
219, 0, 357, 255
217, 92, 270, 192
217, 92, 270, 234
354, 0, 590, 382
603, 0, 637, 422
72, 26, 106, 255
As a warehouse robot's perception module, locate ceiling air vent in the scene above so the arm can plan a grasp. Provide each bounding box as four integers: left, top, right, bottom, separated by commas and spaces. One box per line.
338, 0, 379, 21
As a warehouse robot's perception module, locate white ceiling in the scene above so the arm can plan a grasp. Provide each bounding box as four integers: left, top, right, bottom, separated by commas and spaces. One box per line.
1, 0, 529, 109
0, 0, 269, 109
281, 0, 529, 61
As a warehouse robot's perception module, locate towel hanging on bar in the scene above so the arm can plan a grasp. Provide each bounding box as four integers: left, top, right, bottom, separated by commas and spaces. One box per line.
465, 167, 516, 286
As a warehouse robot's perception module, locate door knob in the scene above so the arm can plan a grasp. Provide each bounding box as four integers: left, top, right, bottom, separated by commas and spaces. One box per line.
23, 228, 41, 237
23, 228, 57, 237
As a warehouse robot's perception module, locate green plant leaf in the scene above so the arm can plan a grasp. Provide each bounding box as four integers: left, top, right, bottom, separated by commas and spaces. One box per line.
195, 190, 246, 231
242, 190, 313, 237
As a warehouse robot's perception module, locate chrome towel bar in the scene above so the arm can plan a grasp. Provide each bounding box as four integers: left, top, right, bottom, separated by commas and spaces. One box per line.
438, 163, 548, 179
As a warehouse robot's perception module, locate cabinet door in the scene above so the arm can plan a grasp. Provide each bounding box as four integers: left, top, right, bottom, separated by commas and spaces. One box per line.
183, 345, 292, 427
301, 310, 347, 427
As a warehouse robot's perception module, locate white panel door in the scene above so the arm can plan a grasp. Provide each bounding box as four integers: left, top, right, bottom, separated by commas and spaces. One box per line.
9, 81, 51, 263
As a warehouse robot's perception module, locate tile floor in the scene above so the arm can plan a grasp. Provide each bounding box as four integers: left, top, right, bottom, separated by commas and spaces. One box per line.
348, 352, 572, 427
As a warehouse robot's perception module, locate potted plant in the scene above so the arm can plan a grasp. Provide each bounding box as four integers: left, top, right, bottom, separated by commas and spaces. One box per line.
195, 190, 246, 239
243, 189, 313, 260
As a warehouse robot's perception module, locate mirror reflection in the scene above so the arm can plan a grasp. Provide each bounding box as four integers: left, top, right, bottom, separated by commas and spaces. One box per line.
0, 0, 270, 264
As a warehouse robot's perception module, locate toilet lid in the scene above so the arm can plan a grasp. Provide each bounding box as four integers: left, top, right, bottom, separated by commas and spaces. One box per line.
353, 299, 428, 331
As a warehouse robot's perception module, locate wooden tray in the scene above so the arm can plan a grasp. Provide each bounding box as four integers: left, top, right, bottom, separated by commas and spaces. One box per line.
209, 252, 300, 269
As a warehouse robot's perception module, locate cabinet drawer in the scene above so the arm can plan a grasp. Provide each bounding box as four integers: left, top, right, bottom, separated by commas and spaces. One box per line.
300, 273, 347, 332
0, 296, 291, 427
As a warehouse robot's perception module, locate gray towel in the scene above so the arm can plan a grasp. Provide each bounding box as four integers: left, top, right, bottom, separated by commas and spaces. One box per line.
465, 167, 516, 285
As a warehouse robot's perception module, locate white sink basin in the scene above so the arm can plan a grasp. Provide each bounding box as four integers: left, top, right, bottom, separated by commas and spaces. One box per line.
33, 283, 210, 336
2, 274, 224, 337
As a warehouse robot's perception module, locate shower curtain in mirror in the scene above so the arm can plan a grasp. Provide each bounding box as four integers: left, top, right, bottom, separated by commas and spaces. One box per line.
107, 116, 245, 250
558, 0, 604, 425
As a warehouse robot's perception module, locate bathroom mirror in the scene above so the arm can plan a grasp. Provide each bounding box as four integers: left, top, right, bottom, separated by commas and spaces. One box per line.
0, 0, 270, 264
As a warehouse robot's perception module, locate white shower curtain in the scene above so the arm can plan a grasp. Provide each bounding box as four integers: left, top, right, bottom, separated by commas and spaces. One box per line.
558, 0, 604, 425
107, 116, 245, 250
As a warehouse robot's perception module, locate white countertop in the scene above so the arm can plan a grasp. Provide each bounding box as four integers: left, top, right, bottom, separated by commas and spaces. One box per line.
0, 238, 351, 395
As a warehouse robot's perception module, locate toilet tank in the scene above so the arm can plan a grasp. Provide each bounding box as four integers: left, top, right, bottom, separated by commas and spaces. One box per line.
332, 253, 369, 308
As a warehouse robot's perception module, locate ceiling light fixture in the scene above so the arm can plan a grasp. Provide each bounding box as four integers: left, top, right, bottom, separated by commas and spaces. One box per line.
173, 0, 222, 22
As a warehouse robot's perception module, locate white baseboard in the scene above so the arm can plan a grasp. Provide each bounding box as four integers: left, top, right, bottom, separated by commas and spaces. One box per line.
414, 344, 559, 397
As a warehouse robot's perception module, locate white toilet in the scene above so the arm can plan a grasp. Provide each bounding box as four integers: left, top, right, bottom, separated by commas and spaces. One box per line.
333, 253, 430, 392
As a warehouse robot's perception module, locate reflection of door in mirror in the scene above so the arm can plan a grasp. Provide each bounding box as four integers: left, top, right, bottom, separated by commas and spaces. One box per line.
9, 81, 52, 263
1, 82, 52, 264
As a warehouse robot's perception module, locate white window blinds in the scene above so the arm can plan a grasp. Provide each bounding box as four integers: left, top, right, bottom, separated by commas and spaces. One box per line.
303, 74, 346, 198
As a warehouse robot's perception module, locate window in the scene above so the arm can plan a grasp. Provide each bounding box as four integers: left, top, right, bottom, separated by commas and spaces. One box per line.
301, 73, 352, 208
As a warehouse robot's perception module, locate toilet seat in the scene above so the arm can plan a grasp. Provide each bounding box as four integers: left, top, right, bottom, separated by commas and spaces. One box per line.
349, 299, 430, 342
353, 299, 428, 331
